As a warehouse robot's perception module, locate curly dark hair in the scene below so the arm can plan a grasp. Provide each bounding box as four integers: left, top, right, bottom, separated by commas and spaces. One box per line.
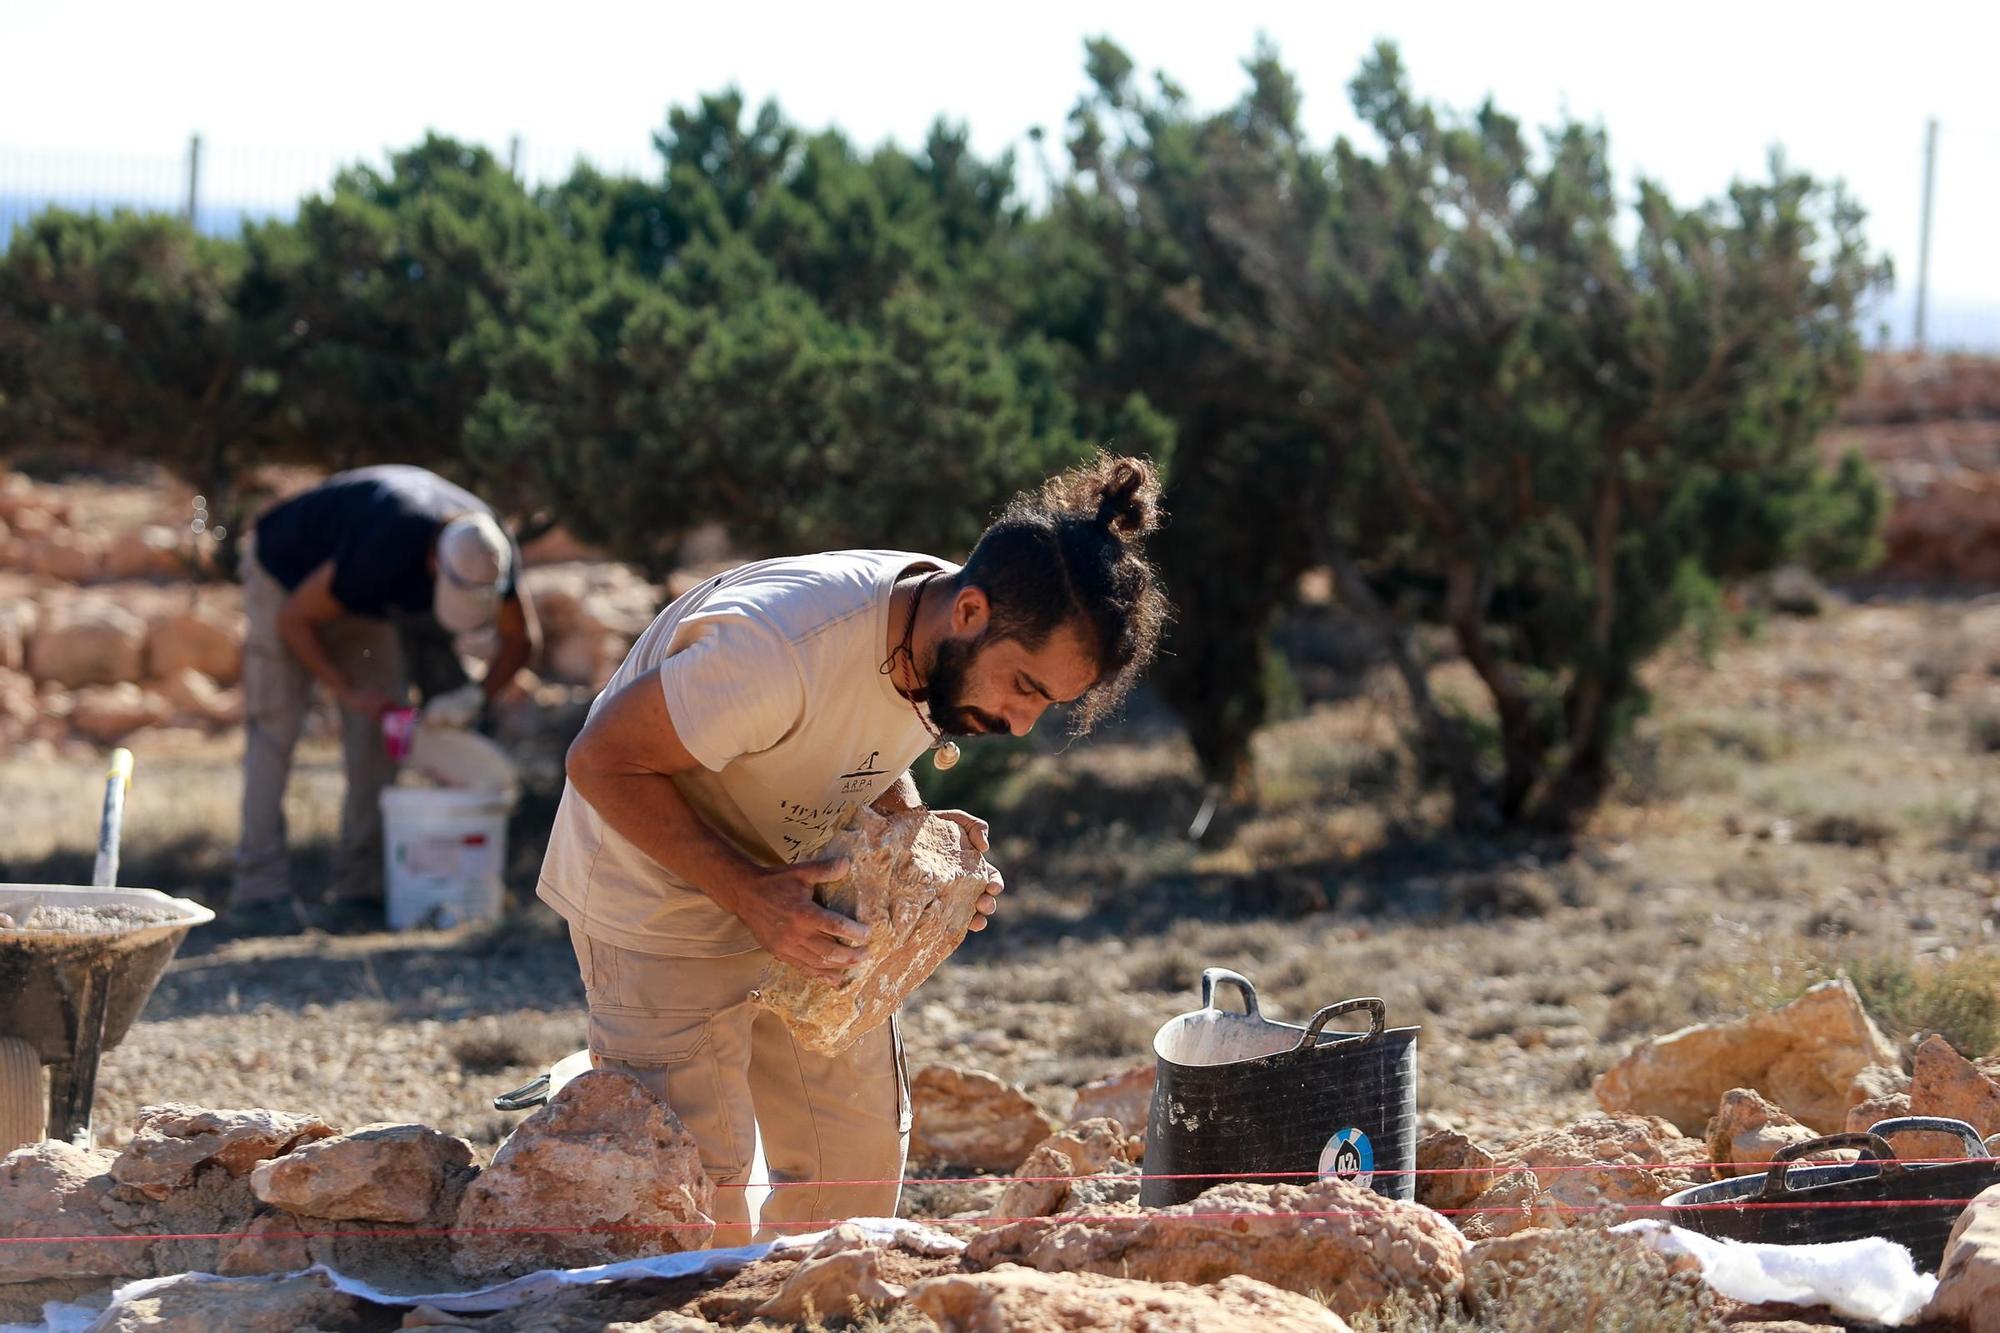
954, 452, 1169, 733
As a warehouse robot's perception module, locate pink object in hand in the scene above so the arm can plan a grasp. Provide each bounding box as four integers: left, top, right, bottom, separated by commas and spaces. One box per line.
381, 707, 419, 761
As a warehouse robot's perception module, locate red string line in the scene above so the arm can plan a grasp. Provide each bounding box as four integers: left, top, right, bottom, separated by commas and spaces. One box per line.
4, 1198, 1996, 1247
740, 1157, 1992, 1190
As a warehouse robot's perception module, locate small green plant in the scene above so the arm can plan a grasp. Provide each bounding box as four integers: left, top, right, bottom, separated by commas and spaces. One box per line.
1970, 709, 2000, 755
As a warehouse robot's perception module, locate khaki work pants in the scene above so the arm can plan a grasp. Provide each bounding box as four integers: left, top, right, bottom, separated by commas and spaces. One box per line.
234, 552, 407, 906
569, 926, 910, 1247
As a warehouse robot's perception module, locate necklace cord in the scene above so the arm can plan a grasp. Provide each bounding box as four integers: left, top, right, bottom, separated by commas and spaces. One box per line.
881, 571, 945, 745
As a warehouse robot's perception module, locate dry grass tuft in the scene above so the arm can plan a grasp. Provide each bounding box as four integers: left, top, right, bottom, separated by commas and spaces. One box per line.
1350, 1228, 1720, 1332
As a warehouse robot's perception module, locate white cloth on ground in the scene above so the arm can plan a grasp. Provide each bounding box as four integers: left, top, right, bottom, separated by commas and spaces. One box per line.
1612, 1219, 1937, 1326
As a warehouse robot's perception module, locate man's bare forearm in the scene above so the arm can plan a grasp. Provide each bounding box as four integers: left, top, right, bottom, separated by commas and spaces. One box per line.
569, 767, 761, 916
276, 612, 352, 701
872, 769, 921, 814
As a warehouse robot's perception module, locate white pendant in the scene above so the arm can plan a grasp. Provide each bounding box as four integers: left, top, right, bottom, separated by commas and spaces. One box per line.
933, 741, 961, 771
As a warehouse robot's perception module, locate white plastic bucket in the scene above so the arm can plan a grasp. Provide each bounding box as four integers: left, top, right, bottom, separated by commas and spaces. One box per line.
379, 788, 511, 931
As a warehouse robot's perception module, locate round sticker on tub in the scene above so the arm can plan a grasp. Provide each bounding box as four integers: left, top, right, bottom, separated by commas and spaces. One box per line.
1318, 1128, 1374, 1187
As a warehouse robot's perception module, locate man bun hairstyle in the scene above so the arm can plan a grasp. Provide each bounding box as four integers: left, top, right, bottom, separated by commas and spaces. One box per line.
956, 452, 1169, 734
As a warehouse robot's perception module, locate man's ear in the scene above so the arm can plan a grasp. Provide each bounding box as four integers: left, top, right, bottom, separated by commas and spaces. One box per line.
952, 583, 989, 637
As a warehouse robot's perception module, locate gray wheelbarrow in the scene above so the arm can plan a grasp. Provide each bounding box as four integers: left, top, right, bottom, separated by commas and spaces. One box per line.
0, 749, 214, 1151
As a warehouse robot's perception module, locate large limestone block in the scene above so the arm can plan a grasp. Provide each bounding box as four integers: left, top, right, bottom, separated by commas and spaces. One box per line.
250, 1122, 474, 1223
755, 806, 1001, 1055
102, 527, 187, 583
1593, 979, 1898, 1133
0, 1141, 152, 1283
27, 600, 147, 687
145, 605, 243, 685
1925, 1182, 2000, 1331
111, 1105, 337, 1202
908, 1266, 1354, 1332
70, 683, 172, 743
909, 1064, 1059, 1173
1909, 1034, 2000, 1140
966, 1177, 1467, 1318
451, 1069, 714, 1277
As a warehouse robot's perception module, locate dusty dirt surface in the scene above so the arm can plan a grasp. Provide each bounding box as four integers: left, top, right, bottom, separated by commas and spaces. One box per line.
0, 593, 1990, 1176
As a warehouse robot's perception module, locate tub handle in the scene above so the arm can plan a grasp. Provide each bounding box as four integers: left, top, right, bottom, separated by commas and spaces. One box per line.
1861, 1116, 1988, 1159
1294, 997, 1387, 1054
1200, 968, 1261, 1018
1760, 1130, 1901, 1197
492, 1072, 551, 1113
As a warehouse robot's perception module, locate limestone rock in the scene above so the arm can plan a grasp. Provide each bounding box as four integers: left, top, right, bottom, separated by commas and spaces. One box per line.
1450, 1116, 1705, 1238
451, 1069, 714, 1277
909, 1064, 1060, 1173
1706, 1089, 1817, 1179
991, 1119, 1143, 1219
0, 1141, 153, 1283
755, 806, 1001, 1055
753, 1230, 906, 1322
1493, 1115, 1705, 1218
145, 606, 244, 685
1845, 1063, 1915, 1137
1909, 1034, 2000, 1140
111, 1105, 337, 1202
214, 1210, 313, 1277
1454, 1169, 1563, 1241
154, 667, 242, 728
1414, 1128, 1498, 1213
1069, 1065, 1155, 1139
1593, 979, 1897, 1133
1846, 1089, 1914, 1132
250, 1122, 474, 1223
28, 600, 147, 687
524, 563, 661, 687
0, 600, 34, 672
102, 526, 188, 582
965, 1177, 1466, 1317
1924, 1182, 2000, 1331
85, 1270, 368, 1332
0, 668, 39, 735
70, 683, 173, 742
29, 532, 103, 584
907, 1265, 1354, 1332
1848, 1062, 1911, 1110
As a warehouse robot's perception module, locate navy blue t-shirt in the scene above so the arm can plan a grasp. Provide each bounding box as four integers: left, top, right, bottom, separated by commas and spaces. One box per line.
253, 466, 519, 618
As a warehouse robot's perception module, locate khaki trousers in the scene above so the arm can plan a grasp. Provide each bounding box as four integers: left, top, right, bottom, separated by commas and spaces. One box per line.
568, 926, 910, 1247
234, 553, 407, 906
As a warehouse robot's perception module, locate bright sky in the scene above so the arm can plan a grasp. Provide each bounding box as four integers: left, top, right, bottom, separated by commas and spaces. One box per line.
4, 0, 1996, 345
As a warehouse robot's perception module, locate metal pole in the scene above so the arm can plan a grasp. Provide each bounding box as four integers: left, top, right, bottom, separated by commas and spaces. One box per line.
1914, 118, 1937, 353
508, 134, 522, 181
184, 134, 203, 229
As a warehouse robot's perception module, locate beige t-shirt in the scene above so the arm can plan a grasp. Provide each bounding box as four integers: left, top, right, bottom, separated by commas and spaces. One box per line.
537, 550, 952, 956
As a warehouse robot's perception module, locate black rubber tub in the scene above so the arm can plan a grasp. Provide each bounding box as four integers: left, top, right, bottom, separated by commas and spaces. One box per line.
1662, 1116, 2000, 1272
1139, 968, 1419, 1208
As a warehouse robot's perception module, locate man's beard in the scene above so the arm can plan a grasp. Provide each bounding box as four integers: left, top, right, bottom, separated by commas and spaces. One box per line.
920, 633, 1008, 737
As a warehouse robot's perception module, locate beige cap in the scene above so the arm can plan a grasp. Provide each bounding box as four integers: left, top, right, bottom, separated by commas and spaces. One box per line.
434, 512, 511, 633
